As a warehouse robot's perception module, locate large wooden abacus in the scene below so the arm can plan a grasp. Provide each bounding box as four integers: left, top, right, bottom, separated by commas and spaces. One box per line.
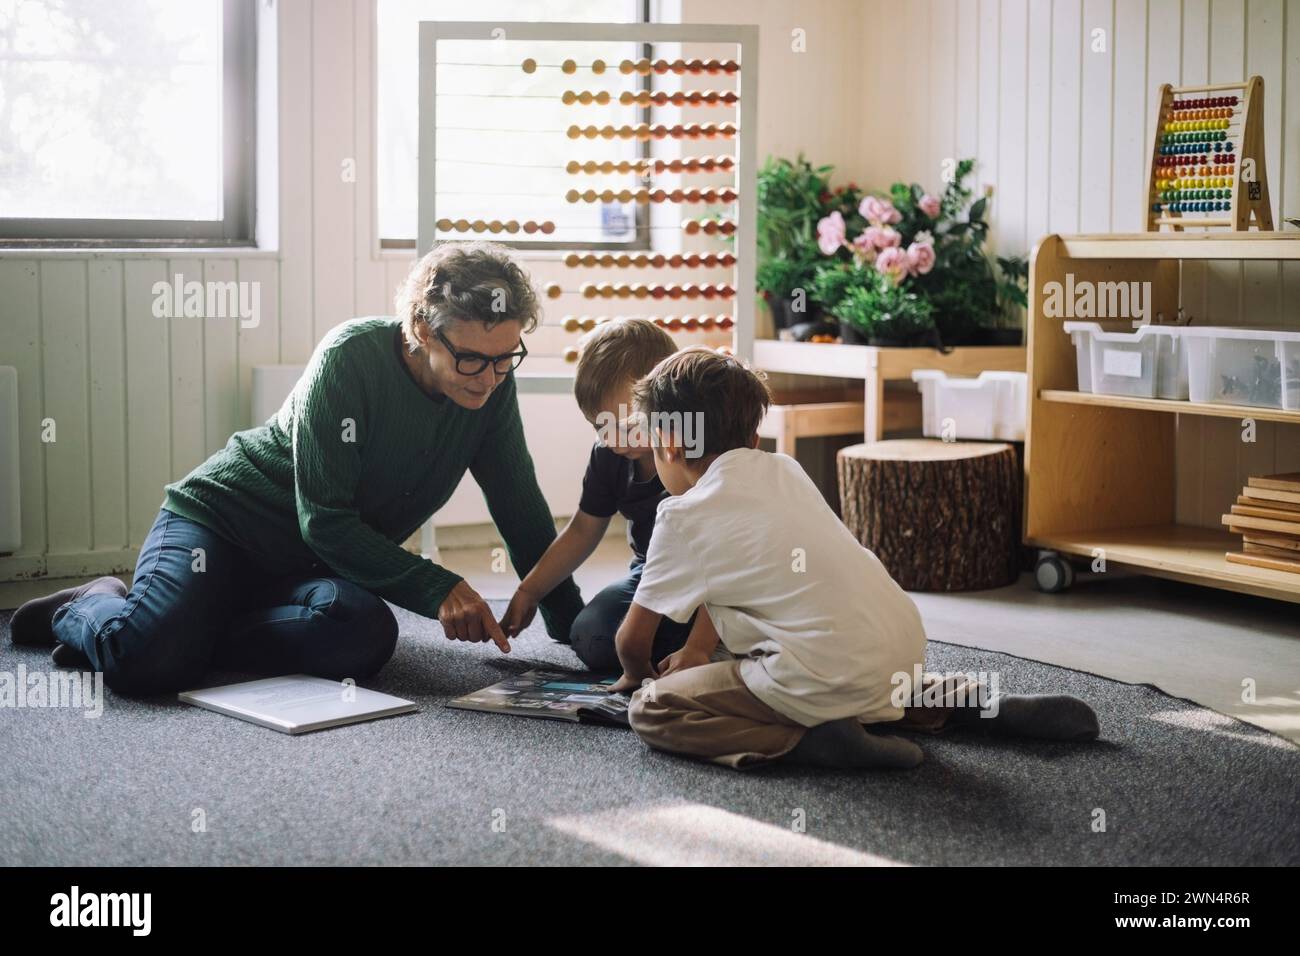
1146, 75, 1274, 232
417, 22, 758, 386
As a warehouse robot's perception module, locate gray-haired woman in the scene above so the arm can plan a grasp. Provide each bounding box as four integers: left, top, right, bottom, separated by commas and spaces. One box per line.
11, 242, 583, 695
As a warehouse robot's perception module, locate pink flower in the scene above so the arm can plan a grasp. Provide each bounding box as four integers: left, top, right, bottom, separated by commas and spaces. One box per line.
817, 211, 846, 255
875, 246, 909, 280
850, 232, 878, 263
919, 193, 941, 218
862, 225, 902, 250
859, 195, 901, 226
906, 240, 936, 276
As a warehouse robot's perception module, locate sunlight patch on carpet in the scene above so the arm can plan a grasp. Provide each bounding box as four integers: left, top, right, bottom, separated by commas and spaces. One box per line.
547, 802, 905, 867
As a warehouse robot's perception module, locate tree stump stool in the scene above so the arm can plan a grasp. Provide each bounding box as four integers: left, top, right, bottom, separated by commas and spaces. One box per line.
837, 439, 1021, 591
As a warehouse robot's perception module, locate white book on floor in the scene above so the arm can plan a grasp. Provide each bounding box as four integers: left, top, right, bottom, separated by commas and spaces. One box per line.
178, 675, 417, 734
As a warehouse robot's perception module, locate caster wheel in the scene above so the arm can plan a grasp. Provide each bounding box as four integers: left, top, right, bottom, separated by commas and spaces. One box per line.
1034, 553, 1074, 593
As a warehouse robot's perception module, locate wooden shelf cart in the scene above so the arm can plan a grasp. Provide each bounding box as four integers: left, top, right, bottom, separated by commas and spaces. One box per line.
1025, 232, 1300, 604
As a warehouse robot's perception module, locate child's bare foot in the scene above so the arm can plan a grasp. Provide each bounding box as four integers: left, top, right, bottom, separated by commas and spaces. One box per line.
784, 718, 924, 770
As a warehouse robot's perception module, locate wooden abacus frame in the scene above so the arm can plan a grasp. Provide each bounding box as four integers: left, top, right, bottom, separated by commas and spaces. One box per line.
1145, 75, 1274, 232
417, 21, 759, 394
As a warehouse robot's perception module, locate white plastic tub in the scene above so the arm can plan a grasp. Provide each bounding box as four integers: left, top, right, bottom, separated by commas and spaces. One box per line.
1183, 326, 1300, 410
1063, 322, 1190, 400
912, 369, 1027, 441
1284, 339, 1300, 412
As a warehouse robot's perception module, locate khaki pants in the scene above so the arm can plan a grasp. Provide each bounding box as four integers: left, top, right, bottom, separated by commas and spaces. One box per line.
627, 660, 982, 770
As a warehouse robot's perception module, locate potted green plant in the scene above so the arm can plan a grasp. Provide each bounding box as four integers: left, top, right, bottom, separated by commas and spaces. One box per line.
756, 154, 834, 330
824, 268, 937, 347
985, 254, 1029, 345
811, 158, 1025, 346
757, 249, 822, 330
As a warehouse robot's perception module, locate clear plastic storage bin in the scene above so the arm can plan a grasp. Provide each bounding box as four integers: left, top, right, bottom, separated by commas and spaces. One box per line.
1063, 322, 1190, 400
911, 370, 1027, 441
1284, 338, 1300, 412
1184, 326, 1300, 410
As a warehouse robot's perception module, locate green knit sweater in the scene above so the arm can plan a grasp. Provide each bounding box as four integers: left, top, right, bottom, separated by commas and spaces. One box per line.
162, 316, 583, 641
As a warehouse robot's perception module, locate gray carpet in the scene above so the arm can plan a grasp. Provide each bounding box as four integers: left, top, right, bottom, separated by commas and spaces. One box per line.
1, 603, 1296, 866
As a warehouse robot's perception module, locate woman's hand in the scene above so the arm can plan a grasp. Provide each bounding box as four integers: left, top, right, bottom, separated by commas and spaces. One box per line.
657, 643, 711, 678
499, 587, 539, 638
440, 579, 510, 653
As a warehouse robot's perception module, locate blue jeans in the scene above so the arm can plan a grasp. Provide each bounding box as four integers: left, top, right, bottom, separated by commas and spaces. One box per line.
52, 509, 399, 696
569, 560, 695, 673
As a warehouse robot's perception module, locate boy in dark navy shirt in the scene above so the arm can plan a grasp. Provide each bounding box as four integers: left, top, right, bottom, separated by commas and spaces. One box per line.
500, 319, 708, 670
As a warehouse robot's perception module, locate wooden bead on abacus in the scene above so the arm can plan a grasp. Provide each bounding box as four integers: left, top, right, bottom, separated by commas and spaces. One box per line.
436, 217, 548, 234
663, 57, 736, 74
521, 58, 537, 73
561, 59, 577, 74
563, 347, 579, 363
546, 283, 562, 299
682, 218, 736, 236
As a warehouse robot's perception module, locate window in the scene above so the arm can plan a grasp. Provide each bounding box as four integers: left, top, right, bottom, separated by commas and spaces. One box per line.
377, 0, 650, 250
0, 0, 256, 246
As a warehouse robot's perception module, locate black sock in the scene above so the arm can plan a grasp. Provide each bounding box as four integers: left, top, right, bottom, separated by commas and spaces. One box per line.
51, 642, 92, 670
784, 718, 924, 769
974, 694, 1100, 741
10, 577, 126, 647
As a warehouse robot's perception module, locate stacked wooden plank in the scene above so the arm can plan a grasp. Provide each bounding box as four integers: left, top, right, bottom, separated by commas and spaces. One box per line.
1223, 473, 1300, 574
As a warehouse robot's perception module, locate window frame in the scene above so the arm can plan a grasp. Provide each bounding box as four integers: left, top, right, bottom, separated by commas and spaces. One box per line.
0, 0, 258, 248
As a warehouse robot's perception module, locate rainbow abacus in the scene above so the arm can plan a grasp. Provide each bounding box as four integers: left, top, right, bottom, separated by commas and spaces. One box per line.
1146, 76, 1273, 231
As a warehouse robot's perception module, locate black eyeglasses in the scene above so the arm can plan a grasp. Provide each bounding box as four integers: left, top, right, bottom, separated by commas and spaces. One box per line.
434, 328, 528, 376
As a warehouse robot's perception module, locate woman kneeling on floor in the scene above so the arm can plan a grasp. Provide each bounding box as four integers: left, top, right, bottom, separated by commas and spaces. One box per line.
11, 242, 581, 695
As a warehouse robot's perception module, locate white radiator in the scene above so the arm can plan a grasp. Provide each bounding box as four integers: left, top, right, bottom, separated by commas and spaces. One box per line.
0, 366, 20, 554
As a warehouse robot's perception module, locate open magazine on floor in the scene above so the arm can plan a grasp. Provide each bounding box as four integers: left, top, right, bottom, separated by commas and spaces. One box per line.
446, 669, 631, 727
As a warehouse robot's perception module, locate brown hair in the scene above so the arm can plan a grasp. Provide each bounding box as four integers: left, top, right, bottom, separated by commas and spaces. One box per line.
632, 347, 771, 457
396, 241, 540, 350
573, 318, 678, 420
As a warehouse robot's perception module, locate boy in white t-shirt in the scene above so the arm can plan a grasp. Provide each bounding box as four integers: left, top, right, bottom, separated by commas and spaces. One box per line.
611, 347, 1099, 770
